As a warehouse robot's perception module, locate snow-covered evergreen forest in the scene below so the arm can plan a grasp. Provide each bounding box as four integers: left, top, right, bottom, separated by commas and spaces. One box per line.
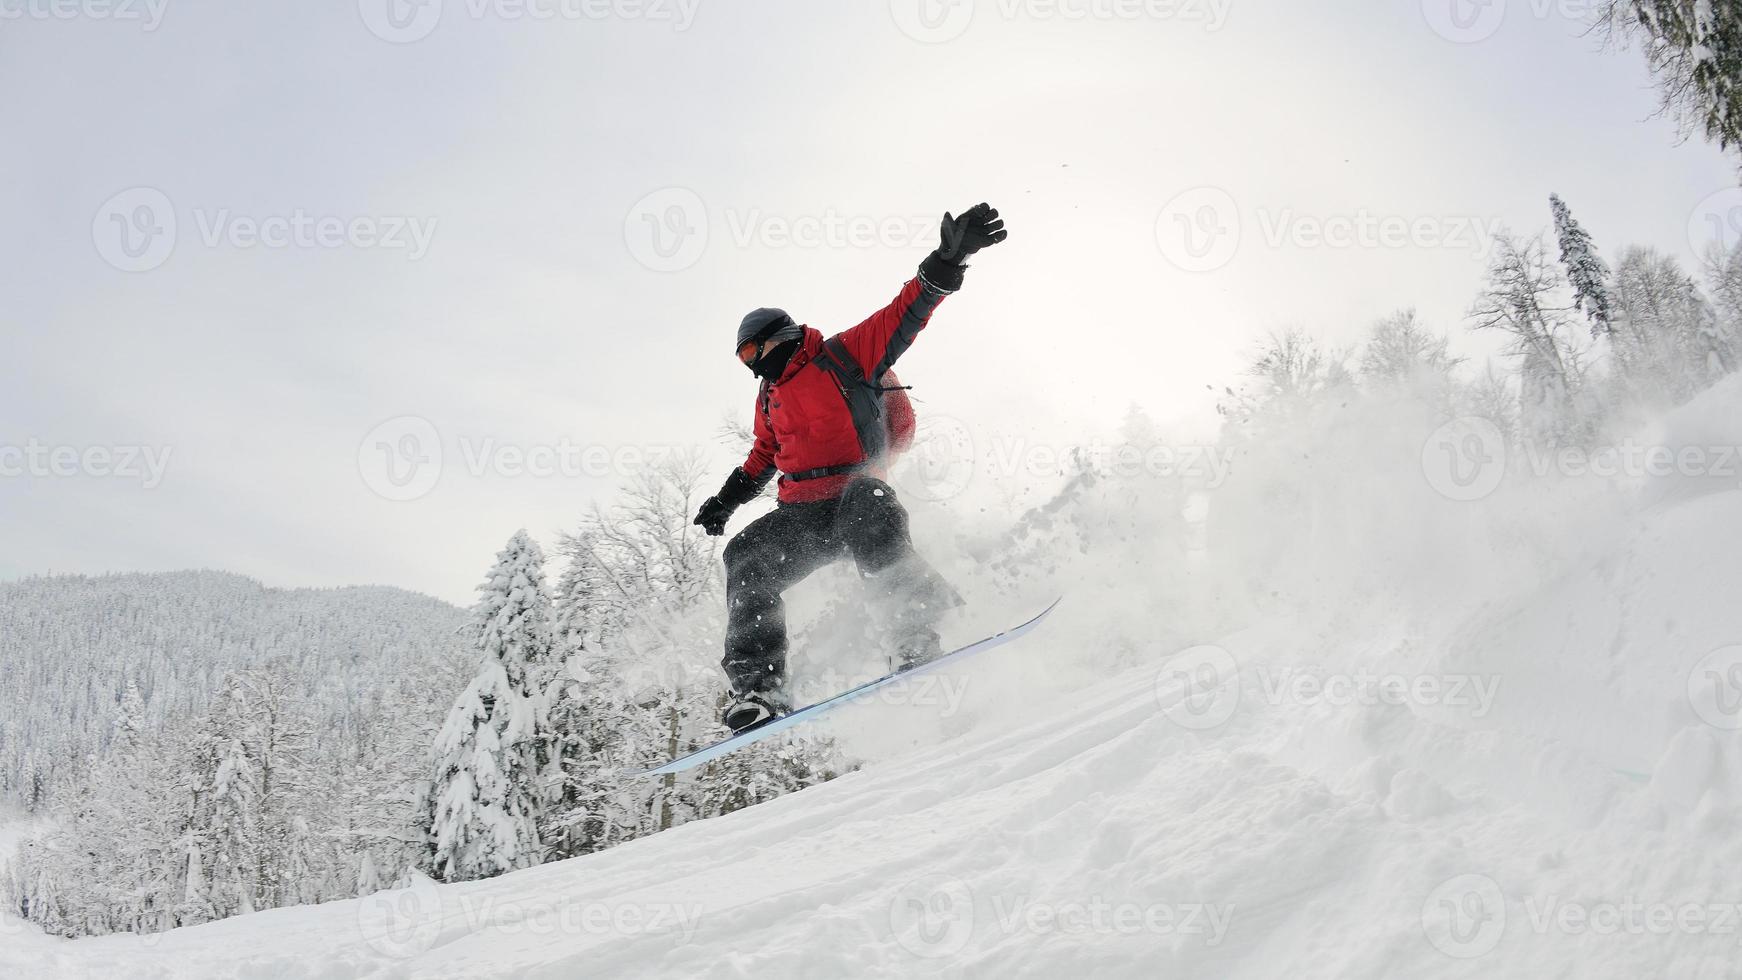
2, 458, 847, 938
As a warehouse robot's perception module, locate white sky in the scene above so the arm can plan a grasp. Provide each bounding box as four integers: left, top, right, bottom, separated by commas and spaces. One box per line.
2, 0, 1735, 604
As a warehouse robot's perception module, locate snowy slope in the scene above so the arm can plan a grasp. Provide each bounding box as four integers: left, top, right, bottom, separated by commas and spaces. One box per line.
10, 384, 1742, 979
7, 489, 1742, 977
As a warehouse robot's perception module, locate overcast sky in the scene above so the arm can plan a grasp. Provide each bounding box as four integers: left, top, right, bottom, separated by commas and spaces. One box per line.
2, 0, 1736, 604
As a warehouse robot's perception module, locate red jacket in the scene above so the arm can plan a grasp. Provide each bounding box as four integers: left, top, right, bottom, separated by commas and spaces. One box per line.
741, 275, 948, 503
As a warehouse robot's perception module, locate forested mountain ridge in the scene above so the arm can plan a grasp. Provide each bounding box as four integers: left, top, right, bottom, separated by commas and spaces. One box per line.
0, 570, 470, 809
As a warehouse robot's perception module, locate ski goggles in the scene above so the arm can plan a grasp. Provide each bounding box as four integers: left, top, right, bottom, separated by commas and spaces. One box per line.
737, 338, 766, 367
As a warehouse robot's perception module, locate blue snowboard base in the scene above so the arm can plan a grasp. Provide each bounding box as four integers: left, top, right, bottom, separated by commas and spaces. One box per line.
628, 597, 1063, 778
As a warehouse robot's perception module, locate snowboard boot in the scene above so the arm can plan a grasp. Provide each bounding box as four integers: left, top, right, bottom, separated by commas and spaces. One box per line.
863, 553, 962, 674
722, 688, 791, 734
889, 626, 945, 673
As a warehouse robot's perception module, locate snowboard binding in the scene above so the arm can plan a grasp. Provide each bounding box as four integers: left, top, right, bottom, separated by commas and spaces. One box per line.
722, 688, 791, 734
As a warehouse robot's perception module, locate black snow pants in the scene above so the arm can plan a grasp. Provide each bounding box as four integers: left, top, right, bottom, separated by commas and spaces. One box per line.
721, 477, 946, 695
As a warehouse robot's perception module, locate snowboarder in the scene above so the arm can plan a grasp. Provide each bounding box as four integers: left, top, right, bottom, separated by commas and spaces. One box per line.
693, 202, 1009, 733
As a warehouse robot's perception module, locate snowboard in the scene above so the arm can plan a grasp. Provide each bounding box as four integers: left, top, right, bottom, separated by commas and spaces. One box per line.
628, 597, 1063, 778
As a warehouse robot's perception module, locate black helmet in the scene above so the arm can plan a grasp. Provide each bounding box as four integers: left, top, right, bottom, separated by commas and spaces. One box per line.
736, 308, 795, 348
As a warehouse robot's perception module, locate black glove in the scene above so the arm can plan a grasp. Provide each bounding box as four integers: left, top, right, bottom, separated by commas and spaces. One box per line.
693, 468, 767, 536
937, 203, 1007, 264
694, 496, 733, 536
920, 202, 1006, 293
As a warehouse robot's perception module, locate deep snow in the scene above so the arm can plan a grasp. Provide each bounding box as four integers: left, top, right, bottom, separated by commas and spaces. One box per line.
7, 379, 1742, 979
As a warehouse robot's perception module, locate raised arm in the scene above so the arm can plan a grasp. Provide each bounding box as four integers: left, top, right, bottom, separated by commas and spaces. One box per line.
835, 203, 1007, 376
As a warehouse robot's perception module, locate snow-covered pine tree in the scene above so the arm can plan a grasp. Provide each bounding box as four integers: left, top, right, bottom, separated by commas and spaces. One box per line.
1602, 0, 1742, 163
421, 530, 557, 882
114, 680, 148, 754
1550, 194, 1615, 336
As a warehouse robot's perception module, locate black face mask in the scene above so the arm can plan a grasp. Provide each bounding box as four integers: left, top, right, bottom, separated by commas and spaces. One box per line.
749, 338, 801, 381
